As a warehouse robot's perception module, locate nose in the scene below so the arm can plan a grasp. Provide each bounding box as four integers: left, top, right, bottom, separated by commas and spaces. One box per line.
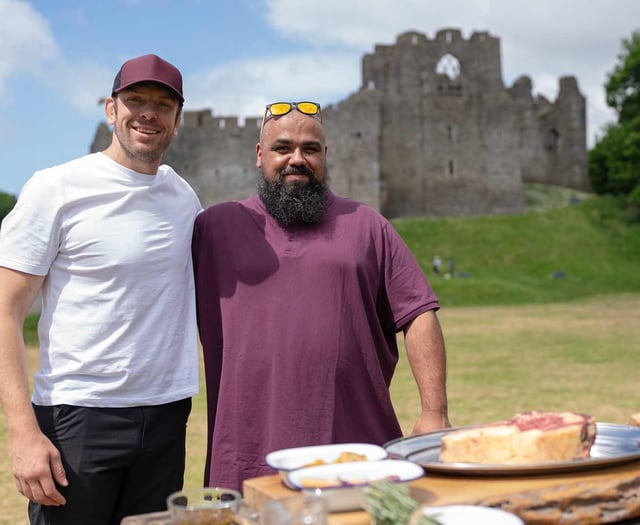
139, 102, 158, 120
289, 147, 306, 165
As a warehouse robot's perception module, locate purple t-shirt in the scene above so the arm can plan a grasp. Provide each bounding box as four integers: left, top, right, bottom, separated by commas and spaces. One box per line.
192, 192, 439, 491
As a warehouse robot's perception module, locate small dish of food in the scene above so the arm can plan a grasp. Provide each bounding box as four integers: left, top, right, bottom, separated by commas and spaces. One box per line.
286, 459, 424, 512
265, 443, 387, 479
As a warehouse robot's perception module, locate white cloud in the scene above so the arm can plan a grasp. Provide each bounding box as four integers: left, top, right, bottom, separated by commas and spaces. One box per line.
186, 51, 361, 118
0, 0, 58, 99
262, 0, 639, 146
54, 61, 116, 115
0, 1, 111, 118
265, 0, 433, 49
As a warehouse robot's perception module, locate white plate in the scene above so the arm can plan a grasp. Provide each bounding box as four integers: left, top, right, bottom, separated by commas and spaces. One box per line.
415, 505, 523, 525
286, 459, 424, 512
265, 443, 387, 475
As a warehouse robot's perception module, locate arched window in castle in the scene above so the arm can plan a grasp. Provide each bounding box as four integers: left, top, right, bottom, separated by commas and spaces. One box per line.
436, 53, 460, 80
545, 128, 560, 152
436, 53, 462, 95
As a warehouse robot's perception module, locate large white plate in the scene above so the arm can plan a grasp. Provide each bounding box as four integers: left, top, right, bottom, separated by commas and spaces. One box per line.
286, 459, 424, 512
415, 505, 523, 525
266, 443, 387, 475
384, 422, 640, 476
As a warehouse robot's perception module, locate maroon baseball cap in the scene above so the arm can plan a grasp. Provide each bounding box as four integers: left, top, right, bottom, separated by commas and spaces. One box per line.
112, 54, 184, 103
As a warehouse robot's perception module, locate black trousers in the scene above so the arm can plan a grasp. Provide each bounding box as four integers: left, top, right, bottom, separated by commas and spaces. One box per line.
28, 398, 192, 525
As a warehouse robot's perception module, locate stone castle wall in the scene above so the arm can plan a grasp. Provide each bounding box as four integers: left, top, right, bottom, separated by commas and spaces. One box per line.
91, 28, 590, 218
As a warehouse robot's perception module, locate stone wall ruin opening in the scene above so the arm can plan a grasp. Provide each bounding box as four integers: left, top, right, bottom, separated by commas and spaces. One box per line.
546, 128, 560, 152
436, 53, 461, 80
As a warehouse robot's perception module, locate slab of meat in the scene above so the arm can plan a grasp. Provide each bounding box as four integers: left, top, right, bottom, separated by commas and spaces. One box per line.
439, 411, 596, 464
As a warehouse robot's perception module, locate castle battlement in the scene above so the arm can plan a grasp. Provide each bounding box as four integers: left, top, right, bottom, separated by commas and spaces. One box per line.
182, 110, 262, 134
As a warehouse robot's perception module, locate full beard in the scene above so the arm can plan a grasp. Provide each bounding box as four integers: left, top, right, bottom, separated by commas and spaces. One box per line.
257, 166, 329, 227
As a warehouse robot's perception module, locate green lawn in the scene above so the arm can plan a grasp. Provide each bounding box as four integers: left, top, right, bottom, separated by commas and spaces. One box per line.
390, 294, 640, 432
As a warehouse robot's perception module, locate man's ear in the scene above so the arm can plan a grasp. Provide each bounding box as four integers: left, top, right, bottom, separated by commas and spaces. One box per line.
174, 109, 183, 134
105, 97, 116, 125
256, 142, 263, 169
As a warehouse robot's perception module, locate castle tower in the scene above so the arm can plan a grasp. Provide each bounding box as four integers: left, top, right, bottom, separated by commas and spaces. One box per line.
360, 29, 526, 217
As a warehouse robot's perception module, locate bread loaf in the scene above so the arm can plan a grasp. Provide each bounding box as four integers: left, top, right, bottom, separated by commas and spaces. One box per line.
439, 411, 596, 464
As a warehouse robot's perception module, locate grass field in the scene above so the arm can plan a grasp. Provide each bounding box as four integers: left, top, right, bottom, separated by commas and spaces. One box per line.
2, 294, 638, 523
392, 293, 640, 431
1, 191, 639, 522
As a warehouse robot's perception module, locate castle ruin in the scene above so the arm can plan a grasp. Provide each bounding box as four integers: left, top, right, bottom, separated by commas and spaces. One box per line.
91, 28, 590, 218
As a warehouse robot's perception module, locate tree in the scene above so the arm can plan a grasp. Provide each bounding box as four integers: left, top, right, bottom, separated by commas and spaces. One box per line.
605, 31, 640, 125
589, 30, 640, 220
0, 191, 17, 223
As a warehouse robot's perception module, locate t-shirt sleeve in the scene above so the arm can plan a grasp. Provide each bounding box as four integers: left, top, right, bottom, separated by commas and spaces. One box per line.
173, 168, 203, 215
382, 221, 439, 331
0, 171, 63, 275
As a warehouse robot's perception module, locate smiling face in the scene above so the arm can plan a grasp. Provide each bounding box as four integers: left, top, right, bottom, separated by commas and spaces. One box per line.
256, 109, 328, 186
104, 82, 182, 174
255, 111, 330, 226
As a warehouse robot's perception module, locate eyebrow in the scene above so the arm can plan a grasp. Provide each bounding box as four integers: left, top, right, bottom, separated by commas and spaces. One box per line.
270, 138, 323, 149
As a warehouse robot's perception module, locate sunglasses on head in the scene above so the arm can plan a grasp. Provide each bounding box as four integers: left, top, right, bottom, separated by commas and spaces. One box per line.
260, 101, 322, 135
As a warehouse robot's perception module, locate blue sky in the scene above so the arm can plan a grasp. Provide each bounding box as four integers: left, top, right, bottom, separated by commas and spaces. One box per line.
2, 0, 639, 196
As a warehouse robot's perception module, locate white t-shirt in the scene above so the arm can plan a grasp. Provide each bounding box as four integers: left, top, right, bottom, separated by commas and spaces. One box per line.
0, 152, 203, 407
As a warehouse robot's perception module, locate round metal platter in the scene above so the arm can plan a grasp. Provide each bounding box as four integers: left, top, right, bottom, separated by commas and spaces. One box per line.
384, 422, 640, 476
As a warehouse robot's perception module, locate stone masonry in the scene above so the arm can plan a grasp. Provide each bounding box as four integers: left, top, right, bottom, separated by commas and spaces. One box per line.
91, 28, 590, 218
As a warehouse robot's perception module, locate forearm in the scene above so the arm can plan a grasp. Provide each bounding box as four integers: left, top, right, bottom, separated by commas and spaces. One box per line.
0, 320, 39, 438
0, 268, 43, 439
403, 310, 450, 430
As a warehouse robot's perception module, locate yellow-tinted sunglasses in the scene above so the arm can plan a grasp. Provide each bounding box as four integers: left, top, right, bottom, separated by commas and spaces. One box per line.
260, 101, 322, 135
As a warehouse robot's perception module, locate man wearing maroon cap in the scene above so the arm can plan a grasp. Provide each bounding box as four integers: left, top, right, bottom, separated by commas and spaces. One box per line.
0, 54, 201, 524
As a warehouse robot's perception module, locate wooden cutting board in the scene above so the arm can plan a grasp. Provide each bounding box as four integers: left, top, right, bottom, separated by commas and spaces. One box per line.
243, 459, 640, 524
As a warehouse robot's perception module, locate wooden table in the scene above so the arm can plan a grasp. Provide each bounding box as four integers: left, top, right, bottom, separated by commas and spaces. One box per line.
243, 458, 640, 525
120, 458, 640, 524
123, 420, 640, 523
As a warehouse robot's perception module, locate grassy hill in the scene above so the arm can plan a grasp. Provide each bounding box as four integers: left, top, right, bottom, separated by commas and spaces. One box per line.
392, 187, 640, 307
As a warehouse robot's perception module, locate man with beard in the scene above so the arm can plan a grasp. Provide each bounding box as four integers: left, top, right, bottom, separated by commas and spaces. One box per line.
192, 101, 450, 492
0, 55, 201, 524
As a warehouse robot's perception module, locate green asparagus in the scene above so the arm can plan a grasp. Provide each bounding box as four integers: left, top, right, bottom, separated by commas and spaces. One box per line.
362, 481, 442, 525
